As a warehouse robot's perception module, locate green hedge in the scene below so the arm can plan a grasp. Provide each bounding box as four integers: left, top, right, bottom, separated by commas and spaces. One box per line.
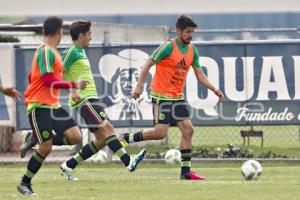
0, 35, 19, 42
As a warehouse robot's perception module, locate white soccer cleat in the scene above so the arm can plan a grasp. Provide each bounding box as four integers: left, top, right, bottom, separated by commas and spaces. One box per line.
127, 149, 147, 172
60, 162, 79, 181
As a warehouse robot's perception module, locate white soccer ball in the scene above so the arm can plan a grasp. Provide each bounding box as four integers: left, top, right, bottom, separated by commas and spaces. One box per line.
241, 160, 263, 180
90, 150, 109, 164
164, 149, 181, 164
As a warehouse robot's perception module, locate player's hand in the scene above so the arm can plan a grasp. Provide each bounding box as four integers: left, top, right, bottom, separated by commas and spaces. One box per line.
132, 86, 143, 100
1, 87, 22, 101
213, 89, 224, 101
71, 90, 81, 103
74, 80, 89, 89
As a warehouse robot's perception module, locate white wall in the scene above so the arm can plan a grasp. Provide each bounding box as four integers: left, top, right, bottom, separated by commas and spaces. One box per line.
0, 44, 15, 126
7, 23, 168, 44
91, 23, 168, 43
0, 0, 299, 16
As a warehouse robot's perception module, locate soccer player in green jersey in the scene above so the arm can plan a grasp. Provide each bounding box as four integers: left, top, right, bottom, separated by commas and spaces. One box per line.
17, 16, 88, 196
121, 15, 224, 180
59, 21, 146, 180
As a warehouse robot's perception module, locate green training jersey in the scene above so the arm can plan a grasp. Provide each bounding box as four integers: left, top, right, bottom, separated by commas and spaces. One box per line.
151, 39, 201, 68
62, 45, 98, 107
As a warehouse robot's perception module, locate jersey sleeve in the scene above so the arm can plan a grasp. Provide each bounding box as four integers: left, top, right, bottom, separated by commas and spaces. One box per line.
151, 41, 173, 63
36, 46, 55, 75
192, 45, 201, 69
62, 46, 77, 70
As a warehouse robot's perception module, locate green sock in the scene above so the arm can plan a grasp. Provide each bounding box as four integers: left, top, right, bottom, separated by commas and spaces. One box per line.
66, 141, 98, 169
106, 135, 130, 166
124, 131, 144, 143
22, 151, 45, 184
180, 149, 192, 175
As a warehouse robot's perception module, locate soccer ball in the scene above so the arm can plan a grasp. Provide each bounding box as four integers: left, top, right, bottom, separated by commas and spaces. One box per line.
164, 149, 181, 164
241, 160, 263, 180
90, 150, 109, 164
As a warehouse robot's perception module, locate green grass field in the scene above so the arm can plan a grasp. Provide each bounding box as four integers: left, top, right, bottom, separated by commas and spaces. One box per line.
1, 163, 300, 200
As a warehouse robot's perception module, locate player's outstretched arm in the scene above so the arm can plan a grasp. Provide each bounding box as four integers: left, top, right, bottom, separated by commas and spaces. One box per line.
132, 58, 155, 100
41, 73, 88, 90
192, 67, 224, 101
0, 85, 22, 101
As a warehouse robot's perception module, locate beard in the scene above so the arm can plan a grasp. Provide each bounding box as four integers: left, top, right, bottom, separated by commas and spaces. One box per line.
182, 36, 192, 45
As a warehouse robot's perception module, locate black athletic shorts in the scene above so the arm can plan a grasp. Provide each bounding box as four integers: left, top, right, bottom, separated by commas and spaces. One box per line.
28, 107, 77, 144
77, 98, 109, 133
152, 98, 191, 126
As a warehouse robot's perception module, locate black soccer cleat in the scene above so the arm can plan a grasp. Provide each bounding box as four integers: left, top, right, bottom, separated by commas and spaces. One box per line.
19, 132, 36, 158
17, 182, 37, 196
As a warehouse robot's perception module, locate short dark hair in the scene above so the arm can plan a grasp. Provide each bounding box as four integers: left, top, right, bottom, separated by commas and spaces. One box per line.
70, 20, 91, 41
176, 15, 198, 30
43, 16, 63, 36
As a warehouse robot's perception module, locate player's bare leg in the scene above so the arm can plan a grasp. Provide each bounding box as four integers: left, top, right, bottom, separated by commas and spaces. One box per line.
120, 124, 168, 146
177, 119, 205, 181
63, 126, 83, 145
20, 126, 82, 158
60, 126, 84, 180
61, 120, 146, 180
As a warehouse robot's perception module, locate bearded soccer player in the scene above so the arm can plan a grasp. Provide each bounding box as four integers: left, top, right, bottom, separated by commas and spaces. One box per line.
121, 15, 224, 180
59, 21, 146, 180
17, 16, 88, 195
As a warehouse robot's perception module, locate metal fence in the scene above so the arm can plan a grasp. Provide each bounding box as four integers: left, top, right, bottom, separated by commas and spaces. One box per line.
2, 25, 300, 44
169, 28, 300, 41
2, 39, 300, 163
2, 124, 298, 164
116, 125, 300, 151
